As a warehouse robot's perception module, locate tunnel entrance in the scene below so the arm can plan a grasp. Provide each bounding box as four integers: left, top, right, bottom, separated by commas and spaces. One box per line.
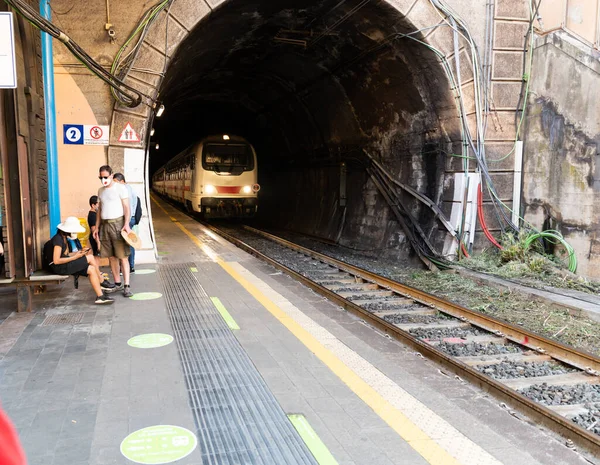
144, 0, 461, 264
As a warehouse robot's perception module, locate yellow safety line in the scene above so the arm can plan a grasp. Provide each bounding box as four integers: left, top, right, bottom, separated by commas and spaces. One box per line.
150, 195, 463, 465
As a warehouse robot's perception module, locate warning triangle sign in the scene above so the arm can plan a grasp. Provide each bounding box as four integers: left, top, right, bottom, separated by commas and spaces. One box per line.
118, 122, 140, 143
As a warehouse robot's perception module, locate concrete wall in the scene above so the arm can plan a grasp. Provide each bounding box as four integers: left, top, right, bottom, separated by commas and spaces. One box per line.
54, 64, 106, 221
523, 31, 600, 277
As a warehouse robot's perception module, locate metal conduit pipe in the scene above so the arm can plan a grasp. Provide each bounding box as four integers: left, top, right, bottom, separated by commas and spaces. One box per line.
40, 0, 60, 232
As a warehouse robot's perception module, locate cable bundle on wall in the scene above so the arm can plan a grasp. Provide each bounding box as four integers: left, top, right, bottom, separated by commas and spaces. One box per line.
4, 0, 154, 108
110, 0, 173, 107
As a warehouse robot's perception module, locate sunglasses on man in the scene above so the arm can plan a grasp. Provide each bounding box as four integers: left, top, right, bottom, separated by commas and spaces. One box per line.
98, 176, 111, 180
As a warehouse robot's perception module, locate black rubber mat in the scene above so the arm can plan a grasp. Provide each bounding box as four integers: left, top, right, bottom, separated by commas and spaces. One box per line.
159, 263, 318, 465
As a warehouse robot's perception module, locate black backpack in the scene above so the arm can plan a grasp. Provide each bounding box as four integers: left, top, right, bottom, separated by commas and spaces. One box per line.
42, 239, 55, 271
134, 196, 142, 225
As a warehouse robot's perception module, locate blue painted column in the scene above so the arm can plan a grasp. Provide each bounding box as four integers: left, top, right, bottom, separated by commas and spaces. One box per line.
40, 0, 61, 232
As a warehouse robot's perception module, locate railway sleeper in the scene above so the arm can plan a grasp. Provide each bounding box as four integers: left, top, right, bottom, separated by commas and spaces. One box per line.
457, 353, 552, 367
314, 277, 361, 284
501, 372, 600, 390
547, 403, 592, 419
313, 268, 343, 275
325, 283, 379, 291
429, 334, 507, 344
372, 307, 434, 317
395, 321, 471, 332
339, 290, 394, 299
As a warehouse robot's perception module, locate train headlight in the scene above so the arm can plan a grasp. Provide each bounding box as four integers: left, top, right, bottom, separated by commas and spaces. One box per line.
242, 185, 252, 194
205, 185, 216, 194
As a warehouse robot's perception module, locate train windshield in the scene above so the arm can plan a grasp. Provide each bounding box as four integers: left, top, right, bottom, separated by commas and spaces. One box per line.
203, 144, 254, 174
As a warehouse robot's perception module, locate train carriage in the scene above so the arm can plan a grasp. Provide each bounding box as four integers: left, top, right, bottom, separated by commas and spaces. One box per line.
153, 135, 259, 218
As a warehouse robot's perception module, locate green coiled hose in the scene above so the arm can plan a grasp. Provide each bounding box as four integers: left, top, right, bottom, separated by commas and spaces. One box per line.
524, 231, 577, 273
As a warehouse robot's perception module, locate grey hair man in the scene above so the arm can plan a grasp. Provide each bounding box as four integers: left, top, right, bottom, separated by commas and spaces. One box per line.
113, 173, 138, 273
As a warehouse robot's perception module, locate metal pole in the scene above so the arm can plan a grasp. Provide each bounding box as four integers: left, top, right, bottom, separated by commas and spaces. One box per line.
40, 0, 61, 232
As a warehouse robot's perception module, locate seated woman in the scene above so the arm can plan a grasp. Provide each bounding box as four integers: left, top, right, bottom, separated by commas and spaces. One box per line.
45, 217, 114, 305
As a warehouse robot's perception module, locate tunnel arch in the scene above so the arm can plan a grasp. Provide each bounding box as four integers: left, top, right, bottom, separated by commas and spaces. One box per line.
108, 0, 470, 262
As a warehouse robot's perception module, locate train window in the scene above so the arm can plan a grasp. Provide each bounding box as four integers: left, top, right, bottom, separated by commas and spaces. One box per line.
202, 144, 254, 174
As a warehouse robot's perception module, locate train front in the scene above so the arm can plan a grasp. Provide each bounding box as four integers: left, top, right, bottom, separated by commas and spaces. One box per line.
197, 135, 259, 218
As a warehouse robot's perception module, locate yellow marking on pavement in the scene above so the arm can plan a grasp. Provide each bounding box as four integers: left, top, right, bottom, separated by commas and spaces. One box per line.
218, 260, 462, 465
150, 195, 466, 465
151, 195, 219, 261
211, 297, 240, 330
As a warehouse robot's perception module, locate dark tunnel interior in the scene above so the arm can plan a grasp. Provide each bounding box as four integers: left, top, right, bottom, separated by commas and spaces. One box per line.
151, 0, 459, 261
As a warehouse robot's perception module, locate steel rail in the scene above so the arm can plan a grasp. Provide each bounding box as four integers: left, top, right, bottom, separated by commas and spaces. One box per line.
243, 225, 600, 374
203, 222, 600, 457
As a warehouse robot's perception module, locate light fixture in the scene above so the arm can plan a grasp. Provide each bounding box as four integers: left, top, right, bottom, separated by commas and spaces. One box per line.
155, 143, 159, 150
150, 128, 155, 136
242, 185, 252, 194
223, 134, 230, 140
205, 185, 216, 194
156, 104, 165, 117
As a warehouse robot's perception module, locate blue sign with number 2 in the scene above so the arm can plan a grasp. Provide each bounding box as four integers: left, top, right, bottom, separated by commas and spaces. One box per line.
63, 124, 84, 145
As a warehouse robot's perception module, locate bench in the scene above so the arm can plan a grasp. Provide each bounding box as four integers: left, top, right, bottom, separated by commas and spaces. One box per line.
0, 271, 71, 312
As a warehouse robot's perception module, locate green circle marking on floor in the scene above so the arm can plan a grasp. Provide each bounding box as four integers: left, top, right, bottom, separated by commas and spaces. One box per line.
134, 269, 156, 275
120, 425, 197, 464
129, 292, 163, 301
127, 333, 173, 349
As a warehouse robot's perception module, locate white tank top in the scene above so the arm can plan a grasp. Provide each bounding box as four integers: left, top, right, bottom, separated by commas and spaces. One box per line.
98, 183, 128, 220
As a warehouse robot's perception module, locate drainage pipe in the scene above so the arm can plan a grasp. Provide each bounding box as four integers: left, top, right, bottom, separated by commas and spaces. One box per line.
40, 0, 61, 232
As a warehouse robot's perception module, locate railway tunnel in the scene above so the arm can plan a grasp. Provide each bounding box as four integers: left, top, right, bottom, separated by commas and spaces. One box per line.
149, 0, 462, 263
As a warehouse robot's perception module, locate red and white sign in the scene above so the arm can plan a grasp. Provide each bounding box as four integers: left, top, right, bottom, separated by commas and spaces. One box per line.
119, 122, 140, 143
89, 125, 103, 140
83, 124, 109, 145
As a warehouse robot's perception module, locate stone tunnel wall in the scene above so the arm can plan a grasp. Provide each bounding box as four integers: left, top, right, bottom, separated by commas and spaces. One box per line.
48, 0, 529, 264
523, 31, 600, 278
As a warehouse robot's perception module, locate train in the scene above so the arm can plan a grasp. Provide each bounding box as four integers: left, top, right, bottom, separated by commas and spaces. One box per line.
152, 135, 259, 218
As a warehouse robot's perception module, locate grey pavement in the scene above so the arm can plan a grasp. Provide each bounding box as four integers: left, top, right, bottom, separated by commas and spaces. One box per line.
0, 196, 594, 465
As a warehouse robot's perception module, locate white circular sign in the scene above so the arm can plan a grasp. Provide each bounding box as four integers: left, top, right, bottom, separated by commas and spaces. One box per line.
66, 127, 82, 143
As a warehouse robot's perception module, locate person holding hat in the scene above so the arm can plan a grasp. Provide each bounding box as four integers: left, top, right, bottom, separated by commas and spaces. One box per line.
93, 165, 133, 298
43, 217, 114, 305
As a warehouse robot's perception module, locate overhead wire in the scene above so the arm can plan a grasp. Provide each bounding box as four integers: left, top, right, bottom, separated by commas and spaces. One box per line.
5, 0, 152, 108
110, 0, 172, 107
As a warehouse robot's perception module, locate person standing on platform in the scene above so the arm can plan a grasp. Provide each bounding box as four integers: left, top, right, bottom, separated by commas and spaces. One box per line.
113, 173, 139, 273
87, 195, 101, 261
93, 165, 134, 298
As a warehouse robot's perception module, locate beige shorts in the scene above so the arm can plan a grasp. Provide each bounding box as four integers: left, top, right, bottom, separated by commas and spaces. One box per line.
99, 217, 130, 259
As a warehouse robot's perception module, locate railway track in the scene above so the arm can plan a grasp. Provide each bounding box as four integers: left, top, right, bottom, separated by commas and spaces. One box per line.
204, 222, 600, 458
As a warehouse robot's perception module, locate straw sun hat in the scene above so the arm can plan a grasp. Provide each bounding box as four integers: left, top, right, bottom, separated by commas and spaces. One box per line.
57, 217, 85, 234
121, 230, 142, 250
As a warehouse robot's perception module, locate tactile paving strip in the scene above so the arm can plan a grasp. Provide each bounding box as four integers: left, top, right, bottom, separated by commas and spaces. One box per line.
159, 263, 318, 465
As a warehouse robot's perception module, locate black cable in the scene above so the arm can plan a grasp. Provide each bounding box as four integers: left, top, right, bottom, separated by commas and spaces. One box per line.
514, 0, 542, 129
5, 0, 151, 108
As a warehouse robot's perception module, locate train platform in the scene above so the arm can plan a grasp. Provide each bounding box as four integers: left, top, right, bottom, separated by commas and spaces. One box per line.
0, 194, 594, 465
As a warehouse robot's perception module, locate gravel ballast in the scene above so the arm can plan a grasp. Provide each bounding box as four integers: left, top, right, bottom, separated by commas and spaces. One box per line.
382, 313, 452, 325
409, 326, 485, 340
519, 383, 600, 406
476, 360, 576, 379
571, 407, 600, 435
436, 341, 521, 357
